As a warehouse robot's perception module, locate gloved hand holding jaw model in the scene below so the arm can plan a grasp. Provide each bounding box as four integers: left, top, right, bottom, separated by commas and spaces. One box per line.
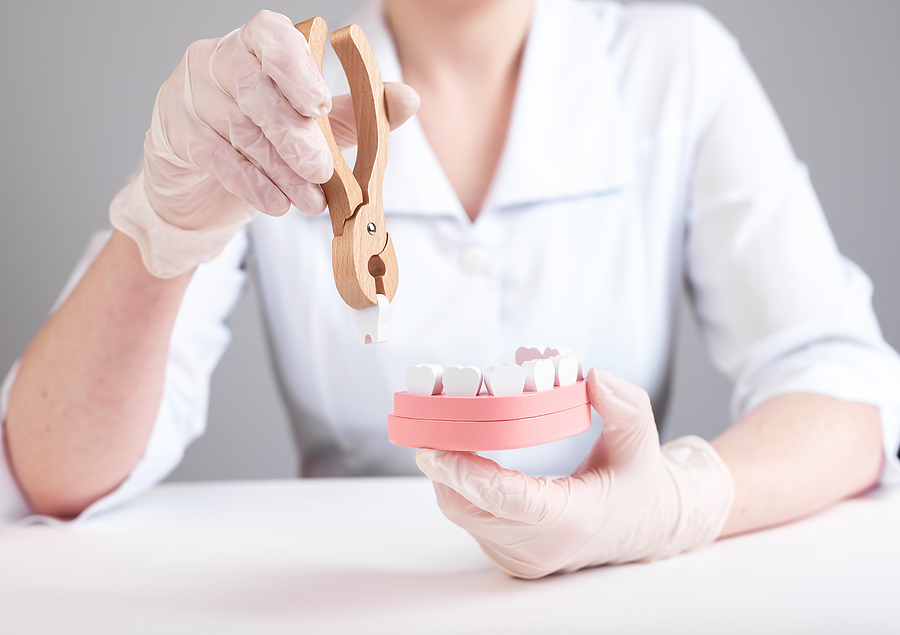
110, 10, 419, 278
417, 368, 735, 579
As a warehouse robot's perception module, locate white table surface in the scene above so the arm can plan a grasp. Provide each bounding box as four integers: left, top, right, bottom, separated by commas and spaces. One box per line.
1, 477, 898, 635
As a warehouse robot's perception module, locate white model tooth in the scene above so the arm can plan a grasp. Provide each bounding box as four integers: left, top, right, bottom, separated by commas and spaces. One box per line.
484, 364, 526, 397
405, 364, 444, 396
522, 359, 555, 392
549, 355, 578, 387
443, 366, 483, 397
515, 346, 544, 366
545, 347, 583, 380
351, 294, 390, 345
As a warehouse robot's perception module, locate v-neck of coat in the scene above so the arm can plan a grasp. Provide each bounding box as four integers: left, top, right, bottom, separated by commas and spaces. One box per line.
325, 0, 636, 224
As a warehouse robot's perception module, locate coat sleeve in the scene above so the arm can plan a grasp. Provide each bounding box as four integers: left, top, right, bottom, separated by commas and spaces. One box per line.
0, 229, 249, 525
684, 11, 900, 483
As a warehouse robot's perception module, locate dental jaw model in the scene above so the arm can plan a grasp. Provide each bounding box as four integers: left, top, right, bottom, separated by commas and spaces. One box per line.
389, 348, 591, 451
297, 18, 397, 344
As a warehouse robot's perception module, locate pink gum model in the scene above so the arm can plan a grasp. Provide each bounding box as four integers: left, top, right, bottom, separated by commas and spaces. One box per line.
388, 381, 591, 451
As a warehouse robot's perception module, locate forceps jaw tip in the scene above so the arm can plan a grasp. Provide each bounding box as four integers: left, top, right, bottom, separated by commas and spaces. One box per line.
297, 17, 398, 338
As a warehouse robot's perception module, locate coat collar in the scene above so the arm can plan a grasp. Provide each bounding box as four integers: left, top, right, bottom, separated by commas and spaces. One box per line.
327, 0, 634, 220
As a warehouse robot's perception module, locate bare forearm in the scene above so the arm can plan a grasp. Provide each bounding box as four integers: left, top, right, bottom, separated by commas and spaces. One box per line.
6, 230, 192, 517
713, 393, 883, 537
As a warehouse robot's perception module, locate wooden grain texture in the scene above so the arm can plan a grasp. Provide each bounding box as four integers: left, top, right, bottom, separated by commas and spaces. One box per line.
294, 18, 398, 309
330, 25, 390, 220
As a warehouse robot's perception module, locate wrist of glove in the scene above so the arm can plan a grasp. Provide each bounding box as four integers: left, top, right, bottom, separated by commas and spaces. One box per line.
110, 168, 255, 278
416, 368, 735, 579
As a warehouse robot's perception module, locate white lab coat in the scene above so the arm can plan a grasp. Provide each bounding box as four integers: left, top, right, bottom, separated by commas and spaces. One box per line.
3, 0, 900, 524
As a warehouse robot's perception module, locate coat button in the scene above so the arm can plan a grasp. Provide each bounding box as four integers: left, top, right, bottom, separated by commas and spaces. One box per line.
461, 245, 491, 273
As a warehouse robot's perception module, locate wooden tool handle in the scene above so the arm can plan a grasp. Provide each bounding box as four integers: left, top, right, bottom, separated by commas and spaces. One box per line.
295, 17, 363, 238
295, 17, 398, 309
330, 25, 391, 217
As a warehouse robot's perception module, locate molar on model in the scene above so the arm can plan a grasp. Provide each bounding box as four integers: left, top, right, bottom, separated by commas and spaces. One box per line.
548, 355, 579, 387
405, 364, 444, 396
516, 346, 583, 383
442, 366, 484, 397
484, 364, 526, 397
522, 359, 555, 392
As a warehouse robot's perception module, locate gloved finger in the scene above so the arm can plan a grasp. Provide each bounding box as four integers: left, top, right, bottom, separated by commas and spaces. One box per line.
209, 24, 334, 184
416, 449, 567, 525
434, 483, 565, 579
172, 122, 290, 216
287, 180, 327, 216
211, 98, 327, 214
238, 11, 331, 117
432, 482, 563, 579
583, 367, 660, 470
431, 481, 537, 541
330, 83, 421, 148
431, 480, 500, 529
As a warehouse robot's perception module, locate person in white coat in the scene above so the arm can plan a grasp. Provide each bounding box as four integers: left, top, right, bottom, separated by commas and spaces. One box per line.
3, 0, 900, 578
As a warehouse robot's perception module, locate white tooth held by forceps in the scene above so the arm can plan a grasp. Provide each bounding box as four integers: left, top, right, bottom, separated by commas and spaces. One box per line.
351, 294, 390, 344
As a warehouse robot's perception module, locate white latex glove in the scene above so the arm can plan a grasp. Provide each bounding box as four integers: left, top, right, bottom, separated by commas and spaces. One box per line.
416, 368, 735, 579
110, 10, 419, 278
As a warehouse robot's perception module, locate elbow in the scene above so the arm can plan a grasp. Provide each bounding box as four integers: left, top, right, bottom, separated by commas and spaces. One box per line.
12, 458, 114, 520
4, 416, 112, 521
6, 441, 102, 520
25, 491, 92, 521
10, 462, 116, 523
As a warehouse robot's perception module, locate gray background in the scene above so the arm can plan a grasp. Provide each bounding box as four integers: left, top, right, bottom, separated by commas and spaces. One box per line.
1, 1, 897, 481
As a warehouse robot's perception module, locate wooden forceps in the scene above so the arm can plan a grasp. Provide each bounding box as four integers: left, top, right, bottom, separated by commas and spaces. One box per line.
295, 17, 398, 344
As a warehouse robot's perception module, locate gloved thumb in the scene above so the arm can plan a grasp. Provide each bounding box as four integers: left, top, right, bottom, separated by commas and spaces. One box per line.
329, 82, 420, 148
582, 368, 661, 471
416, 449, 567, 525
